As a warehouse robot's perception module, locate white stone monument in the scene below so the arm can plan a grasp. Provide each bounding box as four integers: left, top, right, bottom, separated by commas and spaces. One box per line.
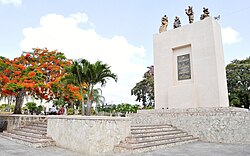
153, 17, 229, 109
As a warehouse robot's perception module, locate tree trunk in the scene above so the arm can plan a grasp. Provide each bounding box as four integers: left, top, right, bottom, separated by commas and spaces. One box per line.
86, 99, 91, 116
81, 100, 85, 116
86, 87, 93, 116
7, 96, 11, 112
14, 89, 25, 114
244, 95, 249, 109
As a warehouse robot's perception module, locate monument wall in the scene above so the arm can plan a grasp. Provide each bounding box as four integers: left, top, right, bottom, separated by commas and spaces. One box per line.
153, 17, 229, 109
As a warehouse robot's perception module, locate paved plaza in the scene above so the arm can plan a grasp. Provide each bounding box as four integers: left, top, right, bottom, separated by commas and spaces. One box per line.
134, 141, 250, 156
1, 137, 250, 156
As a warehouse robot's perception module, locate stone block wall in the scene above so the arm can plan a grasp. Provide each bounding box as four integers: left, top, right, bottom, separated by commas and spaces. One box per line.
0, 115, 47, 131
130, 107, 250, 144
47, 116, 131, 155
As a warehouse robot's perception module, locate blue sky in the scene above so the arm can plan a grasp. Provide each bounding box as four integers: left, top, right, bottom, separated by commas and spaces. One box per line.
0, 0, 249, 105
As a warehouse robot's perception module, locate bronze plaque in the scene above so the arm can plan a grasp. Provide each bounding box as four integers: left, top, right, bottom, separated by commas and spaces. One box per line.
177, 54, 191, 80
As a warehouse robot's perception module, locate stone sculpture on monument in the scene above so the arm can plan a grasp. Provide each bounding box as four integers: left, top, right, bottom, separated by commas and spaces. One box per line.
159, 15, 168, 33
185, 6, 194, 23
173, 16, 181, 29
200, 7, 210, 20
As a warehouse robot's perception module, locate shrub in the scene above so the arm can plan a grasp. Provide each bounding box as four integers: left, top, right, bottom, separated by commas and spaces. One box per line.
67, 108, 75, 115
78, 107, 96, 115
0, 104, 8, 111
36, 105, 43, 115
25, 102, 44, 115
98, 103, 139, 114
25, 102, 37, 111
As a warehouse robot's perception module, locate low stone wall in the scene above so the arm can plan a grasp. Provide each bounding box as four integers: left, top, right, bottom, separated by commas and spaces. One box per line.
130, 107, 250, 144
0, 115, 47, 132
47, 116, 131, 155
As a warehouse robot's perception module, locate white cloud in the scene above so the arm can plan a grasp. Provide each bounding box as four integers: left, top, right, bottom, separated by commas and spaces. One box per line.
69, 12, 88, 23
221, 27, 242, 44
20, 13, 146, 104
0, 0, 21, 6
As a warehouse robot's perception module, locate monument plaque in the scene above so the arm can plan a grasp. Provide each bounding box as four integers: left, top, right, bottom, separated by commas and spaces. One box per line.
177, 54, 191, 80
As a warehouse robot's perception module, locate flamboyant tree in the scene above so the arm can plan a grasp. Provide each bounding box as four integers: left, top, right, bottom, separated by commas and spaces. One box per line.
0, 48, 72, 114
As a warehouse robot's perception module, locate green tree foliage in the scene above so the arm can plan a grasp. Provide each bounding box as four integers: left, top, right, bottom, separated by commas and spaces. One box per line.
131, 65, 154, 108
115, 103, 139, 113
226, 57, 250, 109
98, 103, 139, 114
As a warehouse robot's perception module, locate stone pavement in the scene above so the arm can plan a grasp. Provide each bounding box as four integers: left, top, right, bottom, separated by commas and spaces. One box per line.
1, 137, 250, 156
0, 137, 82, 156
133, 141, 250, 156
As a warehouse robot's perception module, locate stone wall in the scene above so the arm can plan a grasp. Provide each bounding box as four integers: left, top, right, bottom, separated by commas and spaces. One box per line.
130, 107, 250, 144
47, 116, 131, 155
0, 115, 47, 132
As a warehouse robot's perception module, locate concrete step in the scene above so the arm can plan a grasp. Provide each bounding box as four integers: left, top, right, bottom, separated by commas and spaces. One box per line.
3, 131, 45, 141
121, 135, 196, 148
114, 123, 199, 154
8, 130, 47, 139
131, 124, 172, 129
131, 127, 178, 134
0, 120, 54, 148
0, 132, 55, 148
19, 126, 47, 133
24, 123, 47, 130
15, 127, 47, 135
126, 132, 190, 143
115, 136, 199, 153
131, 129, 184, 137
128, 131, 188, 141
27, 122, 47, 129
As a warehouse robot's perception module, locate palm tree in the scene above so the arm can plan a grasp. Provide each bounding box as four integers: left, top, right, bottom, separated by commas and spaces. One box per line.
82, 59, 118, 116
91, 88, 105, 112
63, 59, 117, 116
62, 61, 88, 115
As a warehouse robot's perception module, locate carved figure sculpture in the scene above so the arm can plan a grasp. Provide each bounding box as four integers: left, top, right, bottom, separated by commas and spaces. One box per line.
200, 7, 210, 20
173, 16, 181, 29
159, 15, 168, 33
185, 6, 194, 23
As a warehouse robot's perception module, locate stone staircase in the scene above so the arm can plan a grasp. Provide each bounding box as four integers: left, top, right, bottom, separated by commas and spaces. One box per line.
114, 124, 199, 153
0, 120, 55, 148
